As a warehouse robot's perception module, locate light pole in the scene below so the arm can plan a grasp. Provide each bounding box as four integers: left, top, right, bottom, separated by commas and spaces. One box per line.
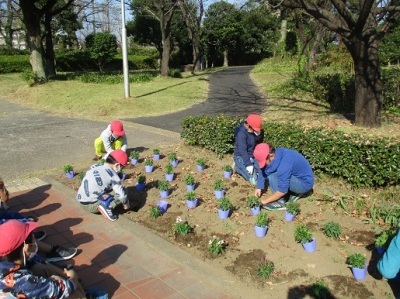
121, 0, 130, 98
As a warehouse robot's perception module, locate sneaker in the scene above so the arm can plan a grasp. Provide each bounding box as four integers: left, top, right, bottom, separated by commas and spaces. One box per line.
98, 205, 117, 221
262, 201, 287, 211
46, 246, 78, 262
288, 189, 313, 203
33, 230, 47, 241
249, 177, 256, 185
93, 155, 102, 161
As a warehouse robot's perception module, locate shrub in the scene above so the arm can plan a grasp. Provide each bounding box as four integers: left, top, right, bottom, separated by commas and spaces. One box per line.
257, 258, 275, 279
347, 253, 366, 269
85, 32, 118, 71
157, 179, 170, 191
375, 229, 396, 248
181, 115, 242, 157
168, 152, 177, 161
322, 221, 342, 239
294, 224, 313, 243
213, 179, 224, 191
170, 69, 182, 78
153, 148, 160, 155
208, 236, 225, 255
223, 165, 233, 172
286, 201, 300, 215
309, 279, 331, 298
150, 206, 161, 218
130, 151, 140, 160
196, 157, 206, 166
174, 217, 192, 235
62, 164, 73, 173
184, 174, 195, 186
0, 55, 30, 74
255, 212, 269, 227
247, 195, 261, 208
218, 196, 232, 211
181, 115, 400, 187
137, 174, 146, 184
165, 163, 174, 174
186, 191, 197, 201
144, 158, 153, 166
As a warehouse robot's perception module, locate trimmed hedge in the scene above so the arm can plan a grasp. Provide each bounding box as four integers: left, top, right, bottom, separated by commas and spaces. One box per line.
0, 55, 30, 73
181, 115, 400, 187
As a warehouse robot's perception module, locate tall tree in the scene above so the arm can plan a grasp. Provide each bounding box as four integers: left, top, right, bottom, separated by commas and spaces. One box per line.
202, 1, 241, 67
19, 0, 74, 83
177, 0, 204, 72
280, 0, 400, 127
131, 0, 178, 76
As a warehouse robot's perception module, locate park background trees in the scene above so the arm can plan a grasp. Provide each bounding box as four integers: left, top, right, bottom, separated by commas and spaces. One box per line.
0, 0, 399, 128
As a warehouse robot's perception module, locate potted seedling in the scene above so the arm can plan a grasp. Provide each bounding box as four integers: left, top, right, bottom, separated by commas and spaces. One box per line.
294, 224, 316, 252
375, 229, 396, 255
247, 195, 261, 215
62, 164, 74, 179
130, 151, 140, 165
136, 174, 146, 191
144, 158, 154, 173
322, 221, 342, 239
153, 148, 160, 160
285, 201, 300, 222
158, 179, 170, 198
254, 211, 269, 237
223, 164, 233, 178
184, 174, 196, 191
150, 205, 161, 218
186, 191, 198, 209
168, 152, 178, 167
196, 157, 206, 171
164, 163, 174, 181
347, 253, 367, 280
217, 196, 232, 219
213, 179, 225, 199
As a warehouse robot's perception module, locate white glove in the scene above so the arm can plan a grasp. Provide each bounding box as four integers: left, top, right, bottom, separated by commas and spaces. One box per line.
246, 165, 254, 175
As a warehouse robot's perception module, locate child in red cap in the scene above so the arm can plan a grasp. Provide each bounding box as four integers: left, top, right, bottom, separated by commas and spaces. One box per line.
93, 120, 128, 161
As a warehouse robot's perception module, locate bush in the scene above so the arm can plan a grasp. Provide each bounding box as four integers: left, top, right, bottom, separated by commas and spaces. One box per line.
181, 115, 242, 157
85, 32, 118, 71
381, 67, 400, 113
0, 55, 30, 73
322, 221, 342, 239
180, 115, 400, 187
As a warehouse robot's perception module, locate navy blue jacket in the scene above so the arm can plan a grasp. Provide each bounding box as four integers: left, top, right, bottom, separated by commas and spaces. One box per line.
234, 123, 263, 167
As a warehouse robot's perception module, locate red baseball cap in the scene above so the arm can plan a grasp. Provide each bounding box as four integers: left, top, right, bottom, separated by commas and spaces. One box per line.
110, 120, 125, 137
254, 143, 270, 168
246, 114, 262, 132
0, 220, 39, 256
109, 149, 128, 166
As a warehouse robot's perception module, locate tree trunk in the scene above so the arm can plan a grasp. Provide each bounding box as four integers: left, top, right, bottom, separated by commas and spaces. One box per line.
160, 34, 171, 76
346, 36, 381, 127
20, 1, 47, 83
309, 25, 324, 70
223, 49, 228, 67
44, 13, 56, 77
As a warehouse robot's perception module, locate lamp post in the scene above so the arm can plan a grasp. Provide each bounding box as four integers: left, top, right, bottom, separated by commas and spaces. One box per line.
121, 0, 130, 98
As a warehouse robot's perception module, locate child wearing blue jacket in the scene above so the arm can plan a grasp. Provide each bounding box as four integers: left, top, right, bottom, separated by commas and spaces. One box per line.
378, 230, 400, 280
254, 143, 314, 211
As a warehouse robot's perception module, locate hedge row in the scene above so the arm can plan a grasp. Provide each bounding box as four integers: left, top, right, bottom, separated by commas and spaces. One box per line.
181, 115, 400, 187
0, 51, 158, 74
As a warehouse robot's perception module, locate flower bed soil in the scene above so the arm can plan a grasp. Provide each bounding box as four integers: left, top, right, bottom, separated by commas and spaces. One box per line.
53, 143, 398, 299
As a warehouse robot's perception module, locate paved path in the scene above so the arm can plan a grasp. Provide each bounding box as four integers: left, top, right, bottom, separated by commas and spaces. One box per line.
125, 66, 267, 132
2, 66, 267, 298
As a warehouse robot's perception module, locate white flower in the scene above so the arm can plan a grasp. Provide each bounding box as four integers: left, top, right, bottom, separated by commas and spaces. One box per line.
176, 216, 182, 223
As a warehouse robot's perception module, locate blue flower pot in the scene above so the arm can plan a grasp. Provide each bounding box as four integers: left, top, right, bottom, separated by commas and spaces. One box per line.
136, 182, 145, 191
186, 184, 195, 191
153, 154, 160, 160
157, 200, 169, 214
159, 190, 169, 198
218, 208, 230, 219
186, 199, 198, 209
302, 238, 316, 253
223, 170, 232, 179
352, 265, 367, 280
197, 164, 205, 171
145, 165, 153, 173
130, 158, 138, 165
66, 171, 75, 179
165, 173, 174, 182
214, 190, 225, 199
171, 159, 178, 167
285, 211, 296, 222
254, 225, 268, 238
250, 206, 260, 215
